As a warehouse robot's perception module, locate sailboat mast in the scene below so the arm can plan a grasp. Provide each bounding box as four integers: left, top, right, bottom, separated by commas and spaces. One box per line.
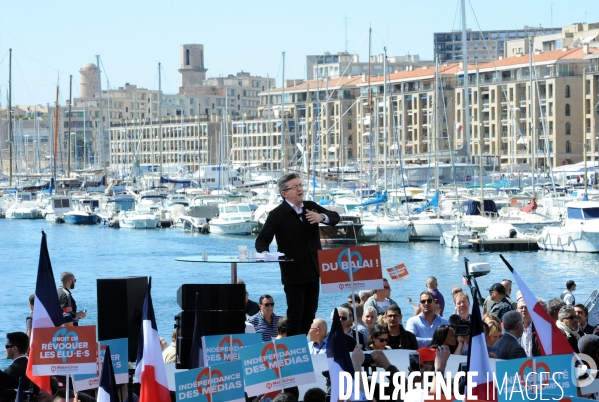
8, 48, 13, 187
281, 51, 286, 173
477, 68, 484, 215
529, 37, 536, 196
96, 55, 106, 181
383, 47, 388, 189
67, 75, 72, 176
53, 85, 59, 180
367, 27, 373, 188
461, 0, 471, 162
434, 55, 440, 191
158, 63, 163, 179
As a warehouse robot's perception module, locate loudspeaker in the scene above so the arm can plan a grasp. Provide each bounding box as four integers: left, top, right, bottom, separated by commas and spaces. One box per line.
175, 310, 246, 338
97, 276, 147, 362
177, 284, 245, 311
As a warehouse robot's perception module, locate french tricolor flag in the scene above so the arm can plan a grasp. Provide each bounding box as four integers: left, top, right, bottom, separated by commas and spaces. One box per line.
501, 255, 574, 355
26, 231, 65, 394
326, 308, 358, 402
98, 345, 119, 402
466, 291, 496, 401
134, 277, 171, 402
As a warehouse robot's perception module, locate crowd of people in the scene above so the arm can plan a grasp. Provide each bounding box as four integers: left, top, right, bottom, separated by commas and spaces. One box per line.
4, 266, 599, 402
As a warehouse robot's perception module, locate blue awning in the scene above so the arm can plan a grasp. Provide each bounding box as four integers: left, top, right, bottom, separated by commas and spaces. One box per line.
275, 122, 282, 128
287, 121, 295, 128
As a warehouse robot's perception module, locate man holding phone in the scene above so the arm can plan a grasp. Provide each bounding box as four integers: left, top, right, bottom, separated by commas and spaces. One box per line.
57, 271, 86, 326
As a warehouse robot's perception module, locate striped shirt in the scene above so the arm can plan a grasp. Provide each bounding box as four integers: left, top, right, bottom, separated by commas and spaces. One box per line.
248, 312, 281, 342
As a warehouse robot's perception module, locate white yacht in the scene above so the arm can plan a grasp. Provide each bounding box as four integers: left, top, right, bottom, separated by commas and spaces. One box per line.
209, 202, 259, 235
537, 201, 599, 253
441, 221, 472, 248
5, 193, 43, 219
119, 208, 161, 229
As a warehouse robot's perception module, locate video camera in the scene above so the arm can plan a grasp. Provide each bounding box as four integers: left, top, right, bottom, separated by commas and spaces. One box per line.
449, 314, 470, 337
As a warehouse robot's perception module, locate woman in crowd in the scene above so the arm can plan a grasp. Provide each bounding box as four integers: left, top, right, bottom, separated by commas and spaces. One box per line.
429, 324, 464, 355
368, 323, 391, 350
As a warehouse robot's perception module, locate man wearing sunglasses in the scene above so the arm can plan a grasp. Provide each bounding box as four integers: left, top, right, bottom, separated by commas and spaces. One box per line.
556, 305, 581, 353
57, 271, 86, 325
256, 172, 339, 336
406, 291, 449, 348
248, 295, 281, 342
0, 332, 31, 397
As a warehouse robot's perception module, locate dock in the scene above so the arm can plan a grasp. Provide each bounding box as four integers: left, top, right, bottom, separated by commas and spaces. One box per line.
469, 237, 539, 252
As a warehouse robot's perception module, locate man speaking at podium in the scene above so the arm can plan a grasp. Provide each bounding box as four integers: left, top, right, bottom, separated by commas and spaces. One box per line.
256, 172, 340, 336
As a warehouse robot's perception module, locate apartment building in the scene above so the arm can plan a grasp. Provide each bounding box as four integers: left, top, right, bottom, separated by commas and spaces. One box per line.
108, 115, 225, 174
355, 65, 460, 166
230, 76, 363, 172
459, 46, 599, 169
583, 54, 599, 167
506, 23, 599, 56
434, 26, 561, 63
306, 51, 434, 80
0, 106, 53, 174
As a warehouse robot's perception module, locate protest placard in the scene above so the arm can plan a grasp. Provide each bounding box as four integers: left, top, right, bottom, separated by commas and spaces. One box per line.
494, 354, 576, 402
201, 333, 262, 364
238, 335, 314, 397
30, 326, 97, 376
318, 244, 383, 293
72, 338, 128, 390
175, 359, 245, 402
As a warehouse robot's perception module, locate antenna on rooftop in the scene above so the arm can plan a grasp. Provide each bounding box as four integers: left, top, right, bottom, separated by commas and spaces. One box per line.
344, 13, 348, 52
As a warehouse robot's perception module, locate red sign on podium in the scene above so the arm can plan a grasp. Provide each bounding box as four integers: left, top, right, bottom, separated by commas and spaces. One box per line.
317, 245, 383, 293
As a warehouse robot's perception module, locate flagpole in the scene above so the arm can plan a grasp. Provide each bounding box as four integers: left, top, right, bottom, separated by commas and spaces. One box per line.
345, 248, 361, 347
66, 376, 70, 402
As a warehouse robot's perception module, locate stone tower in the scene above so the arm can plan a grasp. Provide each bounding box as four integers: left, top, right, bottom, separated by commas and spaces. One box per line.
179, 44, 208, 88
79, 62, 99, 99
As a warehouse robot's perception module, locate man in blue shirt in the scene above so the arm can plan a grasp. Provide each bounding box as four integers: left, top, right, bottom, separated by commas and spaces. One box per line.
307, 318, 328, 354
248, 294, 281, 342
406, 291, 450, 348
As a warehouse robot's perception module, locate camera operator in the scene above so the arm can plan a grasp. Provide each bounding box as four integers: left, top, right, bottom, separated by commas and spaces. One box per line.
449, 292, 471, 355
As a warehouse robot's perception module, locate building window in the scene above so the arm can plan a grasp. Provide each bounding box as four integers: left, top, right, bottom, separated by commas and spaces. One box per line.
565, 85, 570, 98
565, 104, 570, 116
190, 98, 194, 105
566, 140, 571, 153
185, 49, 190, 66
565, 122, 571, 135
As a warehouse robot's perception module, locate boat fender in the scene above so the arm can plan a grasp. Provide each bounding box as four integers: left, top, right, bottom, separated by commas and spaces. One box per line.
557, 237, 562, 247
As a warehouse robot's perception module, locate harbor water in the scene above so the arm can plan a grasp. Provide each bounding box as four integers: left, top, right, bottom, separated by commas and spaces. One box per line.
2, 218, 599, 369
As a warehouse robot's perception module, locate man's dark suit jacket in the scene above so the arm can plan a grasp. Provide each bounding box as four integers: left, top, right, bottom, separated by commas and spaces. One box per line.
494, 332, 527, 360
256, 200, 340, 285
0, 356, 30, 395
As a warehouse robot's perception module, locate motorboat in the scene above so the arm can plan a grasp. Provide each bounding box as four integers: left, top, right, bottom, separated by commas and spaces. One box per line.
5, 199, 43, 219
359, 214, 412, 243
97, 194, 136, 227
209, 202, 260, 235
43, 195, 73, 222
179, 216, 210, 233
440, 221, 472, 248
63, 200, 98, 225
119, 208, 161, 229
537, 201, 599, 253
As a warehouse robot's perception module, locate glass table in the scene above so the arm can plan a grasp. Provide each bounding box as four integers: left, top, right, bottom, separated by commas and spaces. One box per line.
175, 255, 291, 284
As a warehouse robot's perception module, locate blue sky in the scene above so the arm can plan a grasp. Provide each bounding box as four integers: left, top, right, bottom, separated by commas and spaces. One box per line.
0, 0, 596, 106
